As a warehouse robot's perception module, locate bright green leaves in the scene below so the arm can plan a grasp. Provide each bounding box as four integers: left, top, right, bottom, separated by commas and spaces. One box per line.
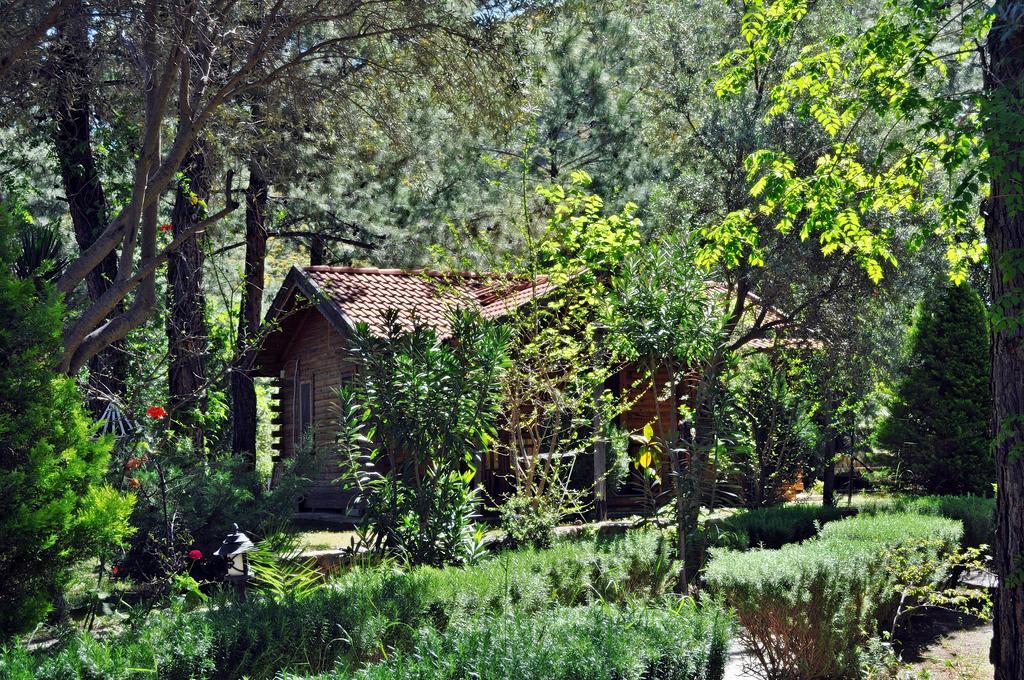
696, 208, 763, 271
528, 170, 644, 363
708, 0, 989, 284
535, 170, 642, 288
716, 0, 810, 97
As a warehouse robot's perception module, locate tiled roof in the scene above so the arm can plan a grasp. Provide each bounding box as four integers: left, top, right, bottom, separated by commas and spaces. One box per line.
299, 266, 555, 337
283, 266, 813, 349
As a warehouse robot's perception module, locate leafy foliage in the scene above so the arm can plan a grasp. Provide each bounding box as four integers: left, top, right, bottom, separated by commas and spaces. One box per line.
711, 0, 989, 284
118, 443, 311, 582
495, 171, 645, 524
498, 491, 559, 549
247, 536, 326, 604
0, 202, 134, 640
876, 281, 992, 495
606, 234, 717, 368
337, 309, 509, 566
728, 355, 817, 508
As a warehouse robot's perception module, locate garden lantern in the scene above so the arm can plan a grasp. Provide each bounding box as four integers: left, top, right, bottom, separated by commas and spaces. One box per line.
214, 524, 254, 596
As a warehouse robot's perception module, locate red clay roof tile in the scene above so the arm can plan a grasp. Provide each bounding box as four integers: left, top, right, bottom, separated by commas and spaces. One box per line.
301, 266, 551, 336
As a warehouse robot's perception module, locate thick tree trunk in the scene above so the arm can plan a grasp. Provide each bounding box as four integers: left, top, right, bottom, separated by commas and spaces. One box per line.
987, 6, 1024, 676
231, 156, 268, 464
166, 145, 210, 453
51, 0, 126, 413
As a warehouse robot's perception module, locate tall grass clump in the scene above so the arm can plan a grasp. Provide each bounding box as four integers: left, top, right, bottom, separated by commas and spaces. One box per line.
0, 529, 679, 680
418, 527, 676, 624
705, 514, 962, 680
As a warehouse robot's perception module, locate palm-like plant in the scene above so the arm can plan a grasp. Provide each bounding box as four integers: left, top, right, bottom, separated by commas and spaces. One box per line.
15, 223, 67, 281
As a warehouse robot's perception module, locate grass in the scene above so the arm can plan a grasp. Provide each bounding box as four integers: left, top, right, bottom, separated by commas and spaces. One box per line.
296, 530, 361, 551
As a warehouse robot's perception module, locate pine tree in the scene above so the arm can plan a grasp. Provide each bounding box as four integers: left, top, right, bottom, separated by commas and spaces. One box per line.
877, 282, 992, 495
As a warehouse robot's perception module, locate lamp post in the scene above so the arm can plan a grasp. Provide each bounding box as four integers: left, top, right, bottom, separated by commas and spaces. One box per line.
213, 524, 254, 599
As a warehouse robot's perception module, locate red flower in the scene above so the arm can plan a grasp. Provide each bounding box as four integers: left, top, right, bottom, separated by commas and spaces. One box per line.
188, 549, 202, 561
146, 405, 167, 420
128, 477, 140, 490
111, 565, 120, 576
125, 457, 141, 471
160, 223, 173, 232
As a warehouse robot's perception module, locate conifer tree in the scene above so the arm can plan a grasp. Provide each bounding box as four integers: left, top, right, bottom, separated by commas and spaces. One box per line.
876, 282, 992, 495
0, 200, 133, 640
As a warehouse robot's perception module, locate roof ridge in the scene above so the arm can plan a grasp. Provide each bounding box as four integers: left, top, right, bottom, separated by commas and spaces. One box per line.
302, 265, 517, 280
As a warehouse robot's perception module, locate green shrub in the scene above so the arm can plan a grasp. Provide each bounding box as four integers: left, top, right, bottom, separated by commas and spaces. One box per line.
816, 512, 962, 548
337, 601, 732, 680
419, 527, 677, 623
705, 514, 962, 680
498, 492, 558, 549
0, 201, 135, 640
705, 504, 853, 550
336, 310, 509, 567
729, 355, 817, 508
2, 529, 678, 679
859, 495, 995, 548
875, 282, 992, 496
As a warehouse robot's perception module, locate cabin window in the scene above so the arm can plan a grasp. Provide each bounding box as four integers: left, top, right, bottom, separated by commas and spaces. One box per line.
297, 379, 313, 445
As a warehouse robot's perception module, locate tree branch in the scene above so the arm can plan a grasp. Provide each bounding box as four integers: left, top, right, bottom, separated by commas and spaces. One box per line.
0, 0, 71, 81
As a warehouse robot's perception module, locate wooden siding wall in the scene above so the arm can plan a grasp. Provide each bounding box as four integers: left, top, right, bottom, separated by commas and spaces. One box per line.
273, 310, 357, 512
607, 363, 687, 510
618, 363, 681, 439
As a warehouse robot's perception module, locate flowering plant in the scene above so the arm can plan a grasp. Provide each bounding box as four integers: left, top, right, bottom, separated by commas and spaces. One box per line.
146, 406, 167, 420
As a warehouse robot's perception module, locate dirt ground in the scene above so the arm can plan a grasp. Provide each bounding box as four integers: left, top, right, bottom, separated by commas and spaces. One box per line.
903, 617, 993, 679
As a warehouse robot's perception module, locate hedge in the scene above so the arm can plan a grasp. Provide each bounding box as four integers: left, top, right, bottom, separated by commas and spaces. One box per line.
704, 504, 853, 550
331, 601, 732, 680
705, 513, 962, 680
858, 495, 995, 548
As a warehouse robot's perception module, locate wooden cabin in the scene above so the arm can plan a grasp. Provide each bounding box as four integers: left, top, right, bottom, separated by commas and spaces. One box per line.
253, 265, 560, 515
253, 265, 804, 519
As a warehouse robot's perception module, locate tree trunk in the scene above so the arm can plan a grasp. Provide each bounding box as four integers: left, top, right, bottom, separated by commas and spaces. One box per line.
822, 436, 837, 507
166, 145, 210, 453
231, 156, 268, 464
310, 234, 325, 266
822, 458, 836, 507
50, 0, 126, 414
987, 6, 1024, 675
